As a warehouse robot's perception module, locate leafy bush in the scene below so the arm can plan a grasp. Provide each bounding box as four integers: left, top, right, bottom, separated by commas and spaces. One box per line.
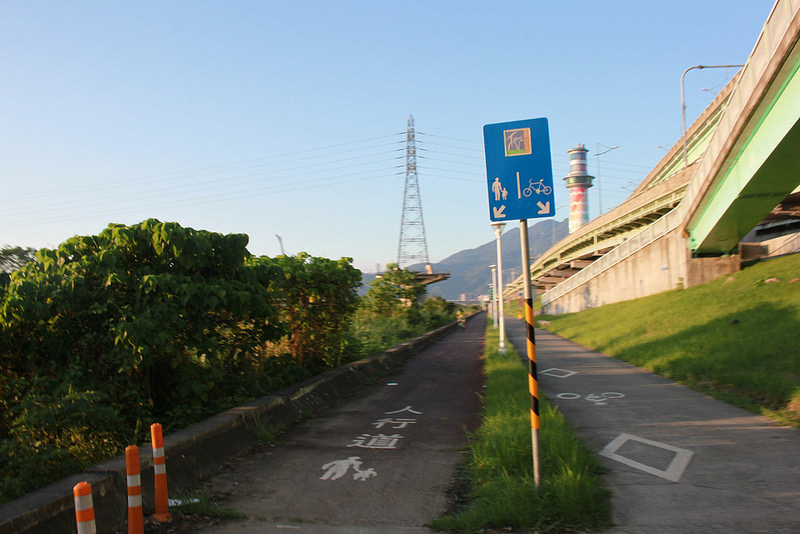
0, 386, 124, 503
0, 220, 365, 503
355, 273, 460, 355
1, 220, 284, 432
360, 263, 425, 316
256, 253, 362, 369
0, 221, 458, 504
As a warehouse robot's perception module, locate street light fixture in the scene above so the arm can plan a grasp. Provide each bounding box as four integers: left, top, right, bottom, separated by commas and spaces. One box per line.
681, 64, 744, 166
595, 143, 619, 216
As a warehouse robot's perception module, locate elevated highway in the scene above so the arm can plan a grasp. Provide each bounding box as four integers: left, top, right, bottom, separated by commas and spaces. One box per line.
681, 0, 800, 256
506, 0, 800, 313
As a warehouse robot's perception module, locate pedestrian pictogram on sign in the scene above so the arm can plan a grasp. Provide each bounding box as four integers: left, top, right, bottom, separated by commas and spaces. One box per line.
484, 118, 555, 221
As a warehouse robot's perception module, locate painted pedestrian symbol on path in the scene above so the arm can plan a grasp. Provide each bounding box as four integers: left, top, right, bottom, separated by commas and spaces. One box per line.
320, 456, 377, 481
320, 406, 424, 481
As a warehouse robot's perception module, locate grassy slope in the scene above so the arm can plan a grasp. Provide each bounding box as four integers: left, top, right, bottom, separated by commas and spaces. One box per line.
539, 253, 800, 425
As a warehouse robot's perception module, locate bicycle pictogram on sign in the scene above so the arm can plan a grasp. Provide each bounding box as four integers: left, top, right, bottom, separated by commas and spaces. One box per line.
522, 178, 552, 197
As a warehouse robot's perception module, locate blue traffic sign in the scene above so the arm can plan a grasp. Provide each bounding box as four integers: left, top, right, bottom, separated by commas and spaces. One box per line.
484, 118, 555, 221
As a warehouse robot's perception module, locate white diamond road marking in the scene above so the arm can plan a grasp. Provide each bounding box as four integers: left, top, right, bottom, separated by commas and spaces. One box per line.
599, 433, 693, 483
541, 367, 577, 378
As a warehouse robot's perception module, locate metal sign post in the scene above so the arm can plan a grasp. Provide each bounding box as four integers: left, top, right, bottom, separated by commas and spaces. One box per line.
484, 117, 553, 489
519, 219, 540, 487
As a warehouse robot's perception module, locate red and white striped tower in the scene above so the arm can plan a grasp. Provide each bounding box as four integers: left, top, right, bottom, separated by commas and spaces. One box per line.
563, 144, 594, 233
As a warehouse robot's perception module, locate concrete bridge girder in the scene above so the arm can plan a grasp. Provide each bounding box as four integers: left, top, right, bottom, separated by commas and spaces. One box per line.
690, 99, 800, 255
686, 3, 800, 255
547, 268, 579, 278
539, 276, 568, 284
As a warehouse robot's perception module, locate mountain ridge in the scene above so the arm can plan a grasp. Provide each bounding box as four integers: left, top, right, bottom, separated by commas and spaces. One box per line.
410, 218, 569, 300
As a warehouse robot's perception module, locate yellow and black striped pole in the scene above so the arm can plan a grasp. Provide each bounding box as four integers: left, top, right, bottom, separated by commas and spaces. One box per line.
519, 219, 541, 487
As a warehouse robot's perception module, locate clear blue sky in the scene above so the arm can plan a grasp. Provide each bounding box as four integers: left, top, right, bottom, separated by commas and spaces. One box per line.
0, 1, 773, 273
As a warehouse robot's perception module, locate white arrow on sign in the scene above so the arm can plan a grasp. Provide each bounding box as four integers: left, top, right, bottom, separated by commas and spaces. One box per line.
537, 201, 550, 214
493, 205, 507, 218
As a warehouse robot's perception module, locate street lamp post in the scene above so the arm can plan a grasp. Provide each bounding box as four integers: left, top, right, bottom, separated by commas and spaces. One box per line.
491, 222, 507, 353
595, 143, 619, 216
681, 64, 744, 166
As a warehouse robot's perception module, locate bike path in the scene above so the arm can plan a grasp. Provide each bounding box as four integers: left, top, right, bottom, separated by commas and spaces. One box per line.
504, 317, 800, 533
193, 315, 485, 533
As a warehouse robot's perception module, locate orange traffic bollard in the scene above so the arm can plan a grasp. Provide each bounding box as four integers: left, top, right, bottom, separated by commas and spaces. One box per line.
150, 423, 172, 522
73, 481, 97, 534
125, 445, 144, 534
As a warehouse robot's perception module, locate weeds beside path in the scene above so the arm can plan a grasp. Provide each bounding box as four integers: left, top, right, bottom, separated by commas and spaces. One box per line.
432, 321, 611, 533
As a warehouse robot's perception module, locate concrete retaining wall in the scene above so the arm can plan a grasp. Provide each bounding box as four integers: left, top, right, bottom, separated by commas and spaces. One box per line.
543, 228, 739, 314
0, 320, 461, 534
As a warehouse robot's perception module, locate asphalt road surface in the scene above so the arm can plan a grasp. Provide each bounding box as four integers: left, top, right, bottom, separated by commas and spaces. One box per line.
192, 314, 485, 533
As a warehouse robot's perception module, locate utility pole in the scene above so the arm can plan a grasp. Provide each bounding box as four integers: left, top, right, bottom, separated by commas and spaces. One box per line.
397, 115, 430, 268
492, 222, 507, 353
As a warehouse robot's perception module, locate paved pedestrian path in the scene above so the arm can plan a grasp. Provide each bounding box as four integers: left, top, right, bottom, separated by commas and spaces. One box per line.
192, 315, 485, 533
504, 317, 800, 533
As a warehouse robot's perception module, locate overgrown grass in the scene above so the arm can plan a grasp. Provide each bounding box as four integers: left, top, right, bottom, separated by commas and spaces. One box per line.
353, 300, 469, 356
167, 492, 247, 521
432, 323, 611, 533
538, 253, 800, 426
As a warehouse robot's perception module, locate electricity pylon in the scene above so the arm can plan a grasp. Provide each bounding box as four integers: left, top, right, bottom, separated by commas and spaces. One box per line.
396, 115, 430, 268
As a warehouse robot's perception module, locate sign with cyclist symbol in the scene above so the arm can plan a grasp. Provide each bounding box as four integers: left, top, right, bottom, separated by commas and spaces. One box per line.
484, 117, 555, 221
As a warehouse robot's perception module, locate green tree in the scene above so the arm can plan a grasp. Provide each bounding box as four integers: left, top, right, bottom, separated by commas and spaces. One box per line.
362, 263, 426, 316
0, 221, 371, 503
0, 219, 284, 433
257, 253, 362, 368
422, 295, 457, 326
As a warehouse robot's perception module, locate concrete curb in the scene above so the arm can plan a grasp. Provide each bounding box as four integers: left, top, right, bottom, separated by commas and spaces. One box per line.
0, 321, 462, 534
